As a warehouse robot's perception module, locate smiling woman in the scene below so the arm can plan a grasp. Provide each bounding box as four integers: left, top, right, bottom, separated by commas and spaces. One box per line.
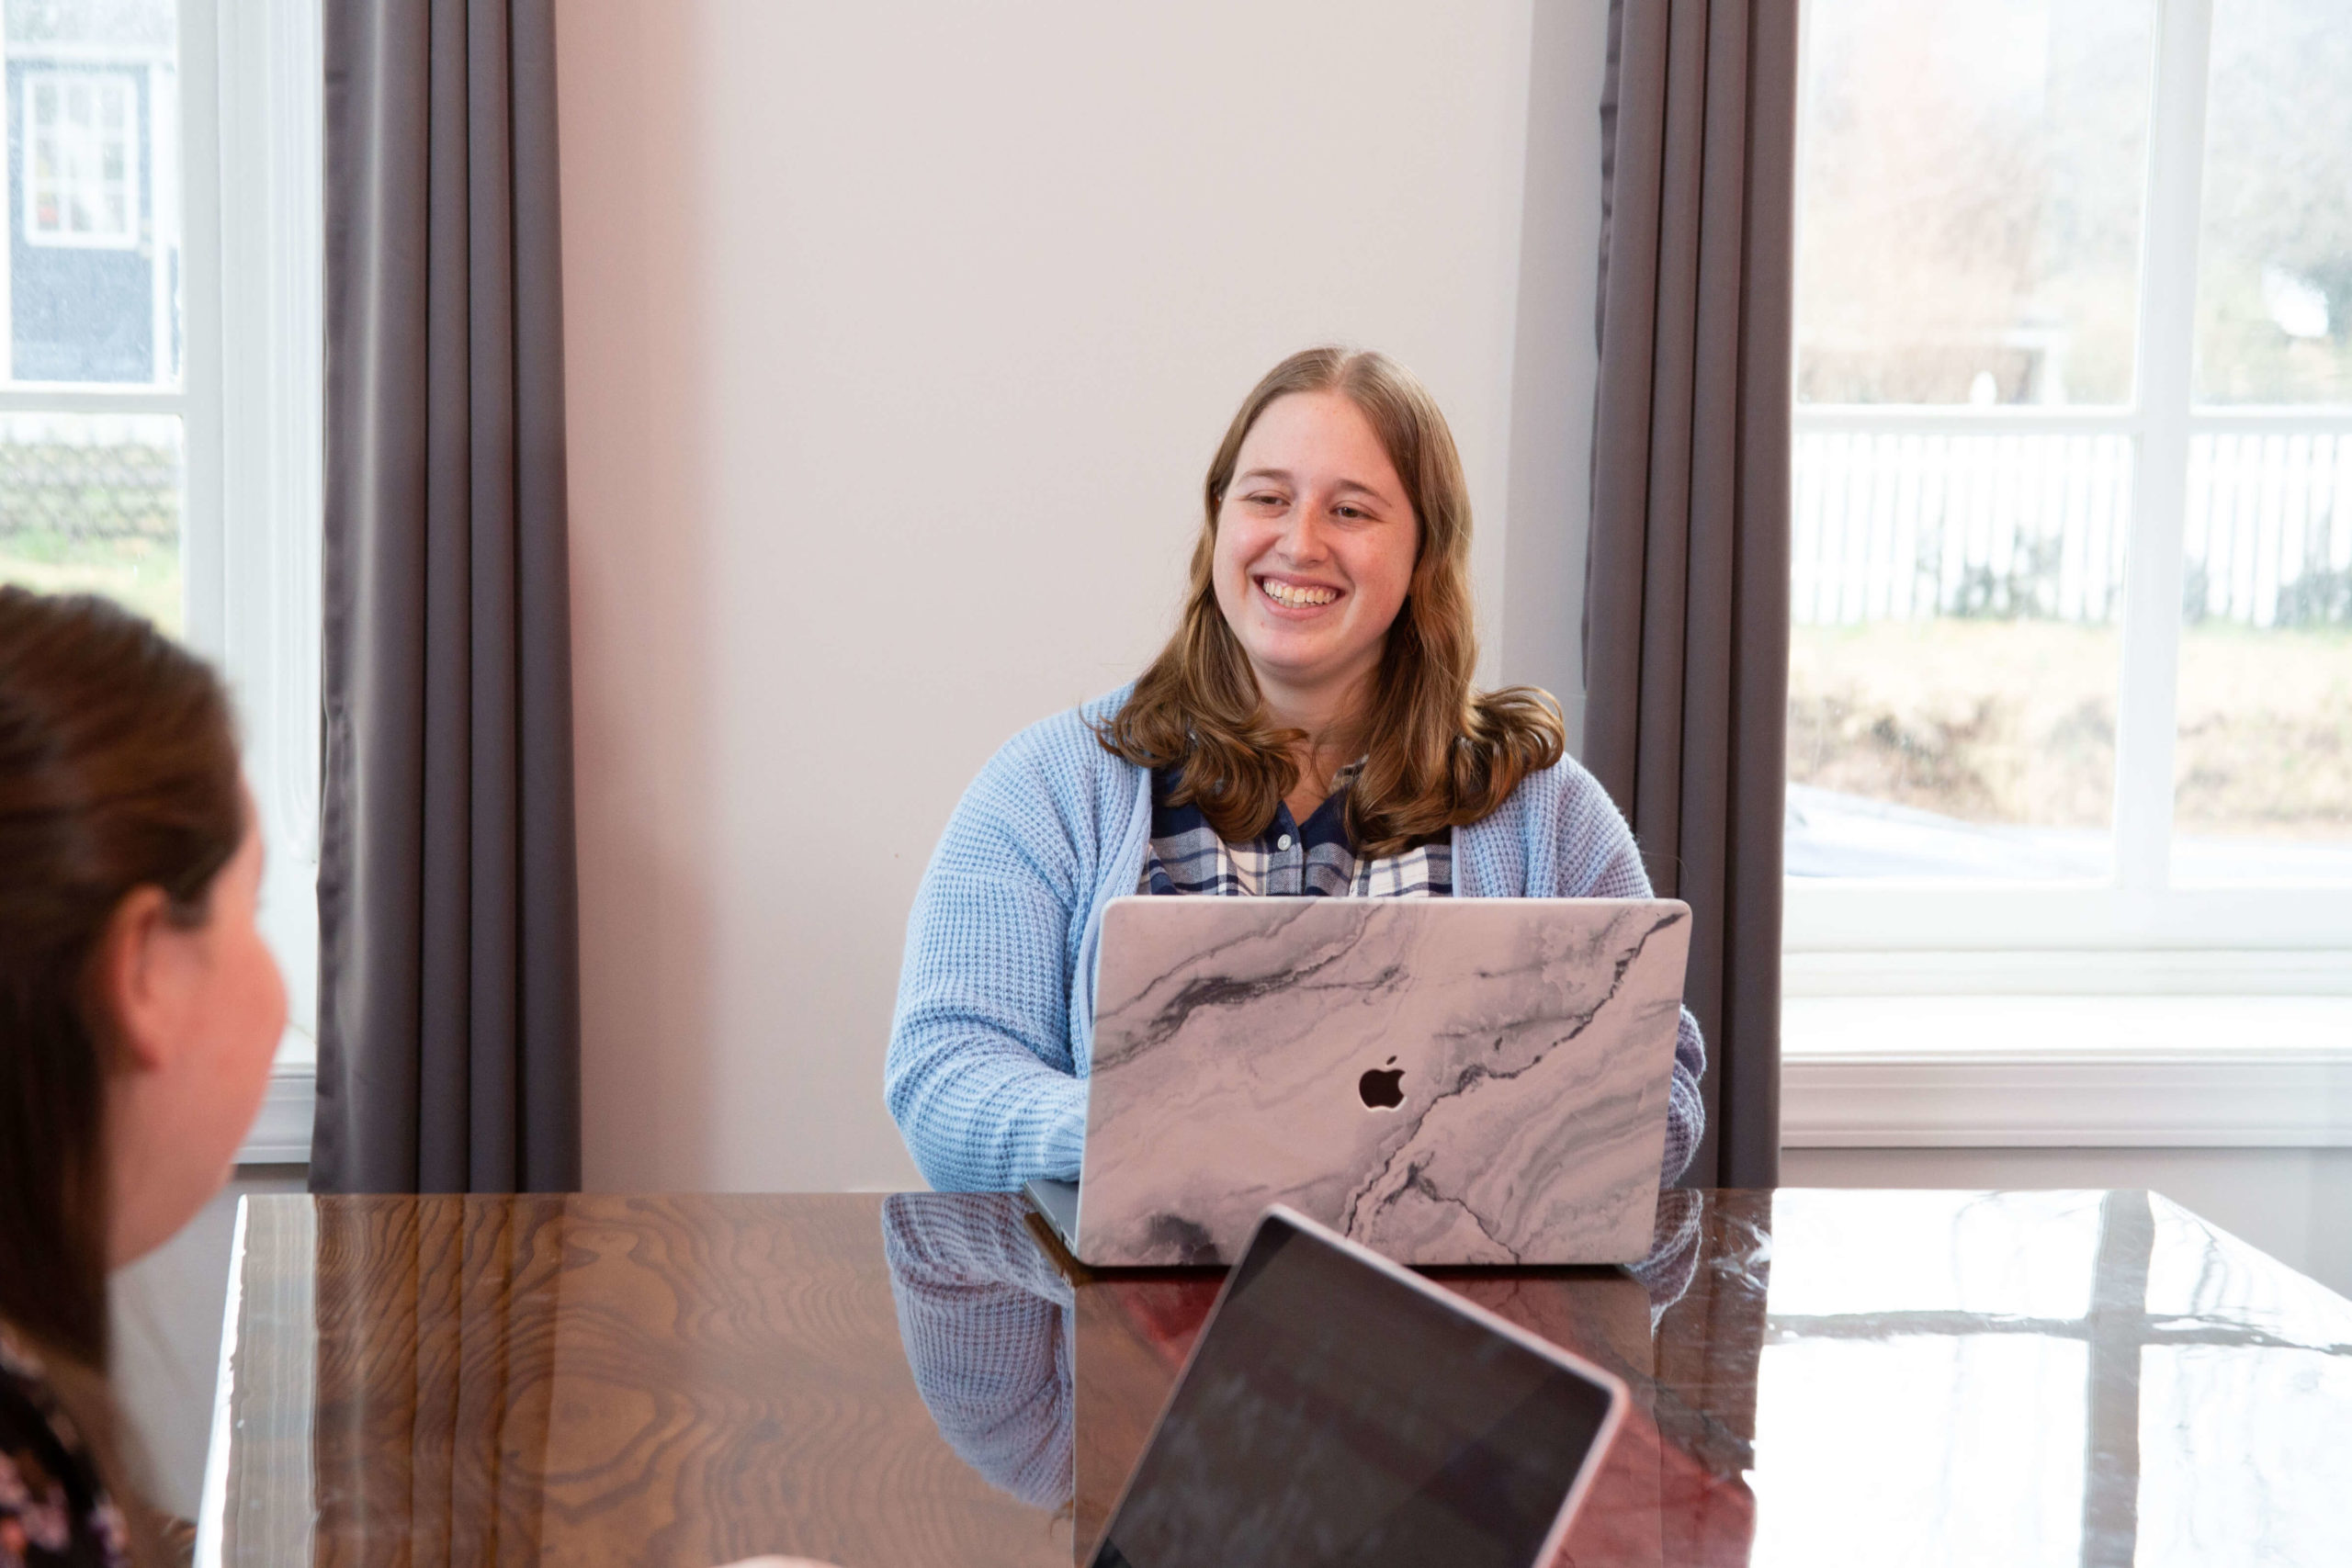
884, 348, 1708, 1195
1102, 348, 1565, 855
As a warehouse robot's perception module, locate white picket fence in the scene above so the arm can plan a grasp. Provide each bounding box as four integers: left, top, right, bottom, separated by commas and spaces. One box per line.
1792, 429, 2352, 628
2187, 432, 2352, 626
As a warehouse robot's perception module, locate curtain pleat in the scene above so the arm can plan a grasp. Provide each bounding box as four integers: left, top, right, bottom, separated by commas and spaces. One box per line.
317, 0, 581, 1194
1587, 0, 1798, 1189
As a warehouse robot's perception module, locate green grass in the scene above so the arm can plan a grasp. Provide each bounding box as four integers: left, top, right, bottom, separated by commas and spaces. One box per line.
0, 531, 183, 636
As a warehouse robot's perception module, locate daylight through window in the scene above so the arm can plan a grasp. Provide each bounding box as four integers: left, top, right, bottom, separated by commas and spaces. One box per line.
0, 0, 183, 632
1788, 0, 2352, 913
25, 70, 140, 248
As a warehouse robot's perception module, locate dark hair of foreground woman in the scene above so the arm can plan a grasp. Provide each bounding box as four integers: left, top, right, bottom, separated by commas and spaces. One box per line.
0, 586, 247, 1566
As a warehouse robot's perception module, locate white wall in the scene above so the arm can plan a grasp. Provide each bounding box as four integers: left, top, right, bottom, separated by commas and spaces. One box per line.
555, 0, 1612, 1191
1501, 0, 1610, 734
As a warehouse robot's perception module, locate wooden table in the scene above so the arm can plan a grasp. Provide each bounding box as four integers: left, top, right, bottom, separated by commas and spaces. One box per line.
202, 1189, 2352, 1566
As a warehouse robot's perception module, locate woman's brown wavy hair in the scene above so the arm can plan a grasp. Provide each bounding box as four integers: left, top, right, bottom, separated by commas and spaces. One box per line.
1097, 346, 1565, 856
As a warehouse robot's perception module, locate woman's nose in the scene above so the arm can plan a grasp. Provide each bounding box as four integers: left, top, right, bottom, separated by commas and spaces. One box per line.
1278, 507, 1331, 562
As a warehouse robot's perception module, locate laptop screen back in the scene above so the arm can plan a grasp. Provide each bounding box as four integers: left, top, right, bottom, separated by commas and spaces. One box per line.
1087, 1213, 1618, 1568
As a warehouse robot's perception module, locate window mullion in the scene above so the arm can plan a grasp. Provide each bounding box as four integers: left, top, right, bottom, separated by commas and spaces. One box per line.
2112, 0, 2215, 898
213, 0, 323, 1042
0, 387, 187, 414
176, 0, 222, 656
0, 6, 10, 381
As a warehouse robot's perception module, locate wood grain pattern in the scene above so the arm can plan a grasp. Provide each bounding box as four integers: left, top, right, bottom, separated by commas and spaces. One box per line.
223, 1195, 1068, 1568
220, 1193, 1764, 1567
220, 1189, 2340, 1567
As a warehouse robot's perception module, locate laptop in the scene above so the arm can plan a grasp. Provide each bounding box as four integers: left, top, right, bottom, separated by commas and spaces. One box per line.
1026, 895, 1690, 1268
1085, 1205, 1626, 1567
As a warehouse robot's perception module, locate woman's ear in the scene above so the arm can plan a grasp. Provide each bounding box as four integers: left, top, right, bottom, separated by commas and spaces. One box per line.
96, 886, 185, 1074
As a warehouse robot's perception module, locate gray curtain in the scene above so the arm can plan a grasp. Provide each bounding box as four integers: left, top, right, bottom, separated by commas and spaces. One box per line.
1585, 0, 1798, 1189
316, 0, 581, 1194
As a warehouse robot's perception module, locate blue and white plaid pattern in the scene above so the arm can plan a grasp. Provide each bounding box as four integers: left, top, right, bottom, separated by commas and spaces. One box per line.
1138, 761, 1453, 898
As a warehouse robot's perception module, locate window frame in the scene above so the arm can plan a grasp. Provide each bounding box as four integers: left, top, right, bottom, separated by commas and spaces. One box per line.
196, 0, 324, 1163
0, 0, 322, 1161
1786, 0, 2352, 978
1784, 0, 2352, 1148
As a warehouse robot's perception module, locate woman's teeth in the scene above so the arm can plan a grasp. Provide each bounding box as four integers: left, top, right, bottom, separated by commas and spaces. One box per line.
1261, 579, 1338, 608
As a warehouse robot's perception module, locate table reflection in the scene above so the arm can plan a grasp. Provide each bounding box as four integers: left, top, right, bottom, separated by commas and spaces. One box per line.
1749, 1190, 2352, 1568
883, 1189, 2352, 1568
1760, 1189, 2106, 1319
207, 1189, 2351, 1566
883, 1193, 1078, 1510
882, 1189, 1728, 1564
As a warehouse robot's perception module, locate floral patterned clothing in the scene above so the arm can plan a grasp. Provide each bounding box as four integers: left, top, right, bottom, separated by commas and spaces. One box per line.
0, 1327, 128, 1568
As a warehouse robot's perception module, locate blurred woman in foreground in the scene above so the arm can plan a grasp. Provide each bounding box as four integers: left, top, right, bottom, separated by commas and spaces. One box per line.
0, 589, 842, 1568
0, 587, 282, 1564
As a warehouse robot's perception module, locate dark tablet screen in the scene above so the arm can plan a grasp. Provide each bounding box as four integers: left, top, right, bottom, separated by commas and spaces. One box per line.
1088, 1213, 1617, 1568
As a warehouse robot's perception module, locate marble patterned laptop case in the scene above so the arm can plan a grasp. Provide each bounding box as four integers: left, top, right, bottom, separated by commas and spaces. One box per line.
1080, 897, 1690, 1268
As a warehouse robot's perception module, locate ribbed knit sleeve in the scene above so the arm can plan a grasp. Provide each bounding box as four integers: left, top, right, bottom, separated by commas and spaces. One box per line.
886, 710, 1125, 1191
882, 1193, 1074, 1507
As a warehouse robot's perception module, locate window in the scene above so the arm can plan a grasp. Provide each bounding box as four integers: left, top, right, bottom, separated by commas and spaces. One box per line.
0, 0, 322, 1159
25, 70, 140, 248
1786, 0, 2352, 982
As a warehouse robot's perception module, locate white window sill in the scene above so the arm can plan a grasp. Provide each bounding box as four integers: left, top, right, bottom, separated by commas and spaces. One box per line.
240, 1027, 316, 1166
1782, 995, 2352, 1149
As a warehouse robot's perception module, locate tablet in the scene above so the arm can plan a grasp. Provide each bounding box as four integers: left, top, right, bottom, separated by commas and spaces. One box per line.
1087, 1206, 1626, 1567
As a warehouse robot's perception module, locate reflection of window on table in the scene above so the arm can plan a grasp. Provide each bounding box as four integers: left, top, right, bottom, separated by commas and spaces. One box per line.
1785, 0, 2351, 1014
1746, 1190, 2352, 1565
24, 71, 140, 249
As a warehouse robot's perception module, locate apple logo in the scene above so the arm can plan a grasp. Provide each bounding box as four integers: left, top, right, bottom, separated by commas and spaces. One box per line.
1358, 1056, 1406, 1111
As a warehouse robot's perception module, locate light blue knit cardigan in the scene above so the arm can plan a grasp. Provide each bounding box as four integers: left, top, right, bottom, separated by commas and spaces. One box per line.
886, 688, 1707, 1192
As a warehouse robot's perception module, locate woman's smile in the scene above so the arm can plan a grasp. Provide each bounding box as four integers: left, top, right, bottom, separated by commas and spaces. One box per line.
1255, 573, 1344, 612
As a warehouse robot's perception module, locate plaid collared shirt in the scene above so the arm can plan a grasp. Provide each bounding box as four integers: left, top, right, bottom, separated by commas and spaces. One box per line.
1137, 761, 1453, 898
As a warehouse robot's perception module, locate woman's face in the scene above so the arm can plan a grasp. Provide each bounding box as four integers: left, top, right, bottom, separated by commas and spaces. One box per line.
1211, 390, 1419, 715
104, 794, 288, 1268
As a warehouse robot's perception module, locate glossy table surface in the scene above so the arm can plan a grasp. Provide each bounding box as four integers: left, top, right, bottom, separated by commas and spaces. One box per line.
204, 1189, 2352, 1566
